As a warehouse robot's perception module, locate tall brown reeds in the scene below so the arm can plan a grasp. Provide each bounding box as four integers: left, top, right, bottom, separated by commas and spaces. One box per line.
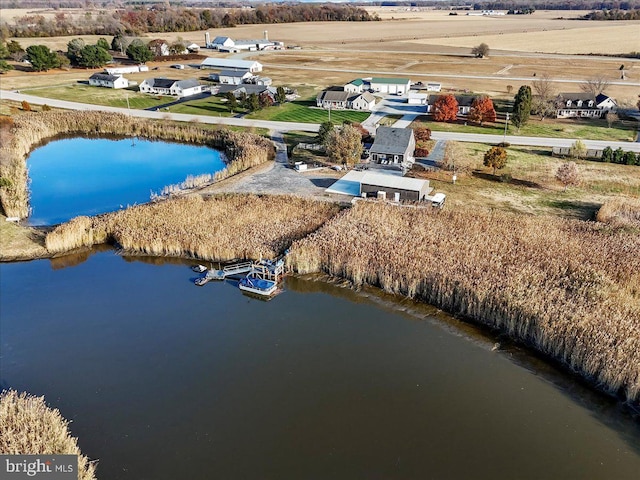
0, 390, 97, 480
46, 194, 341, 261
0, 111, 274, 219
288, 201, 640, 404
596, 197, 640, 227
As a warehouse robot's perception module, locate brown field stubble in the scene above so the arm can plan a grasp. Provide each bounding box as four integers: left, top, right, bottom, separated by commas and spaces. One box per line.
46, 194, 341, 261
597, 197, 640, 227
0, 390, 96, 480
288, 201, 640, 403
0, 111, 274, 219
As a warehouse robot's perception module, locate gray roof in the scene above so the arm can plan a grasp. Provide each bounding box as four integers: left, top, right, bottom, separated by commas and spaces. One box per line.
361, 172, 428, 192
317, 90, 350, 103
144, 78, 199, 89
200, 58, 262, 69
557, 92, 596, 102
89, 73, 120, 82
427, 94, 477, 106
175, 79, 200, 89
219, 69, 251, 78
370, 127, 415, 156
357, 92, 376, 103
212, 36, 232, 44
218, 84, 273, 96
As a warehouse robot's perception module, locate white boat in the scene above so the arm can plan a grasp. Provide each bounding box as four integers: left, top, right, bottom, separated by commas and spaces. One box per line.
191, 264, 207, 273
238, 276, 278, 296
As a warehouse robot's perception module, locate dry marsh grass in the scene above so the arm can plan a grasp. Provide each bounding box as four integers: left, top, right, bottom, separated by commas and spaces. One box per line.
0, 111, 274, 219
597, 197, 640, 227
0, 390, 96, 480
288, 201, 640, 403
46, 194, 341, 261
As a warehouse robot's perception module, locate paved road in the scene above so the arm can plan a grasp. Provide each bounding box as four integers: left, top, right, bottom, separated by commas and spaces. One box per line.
2, 90, 638, 152
0, 90, 320, 133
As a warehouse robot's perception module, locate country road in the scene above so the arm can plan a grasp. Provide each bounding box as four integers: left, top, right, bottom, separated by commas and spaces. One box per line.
2, 90, 639, 152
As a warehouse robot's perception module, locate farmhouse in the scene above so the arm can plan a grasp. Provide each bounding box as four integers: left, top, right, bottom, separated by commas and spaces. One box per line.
200, 58, 263, 73
360, 172, 432, 202
370, 77, 411, 95
139, 78, 204, 97
554, 93, 617, 118
89, 73, 128, 89
344, 78, 367, 93
369, 127, 416, 166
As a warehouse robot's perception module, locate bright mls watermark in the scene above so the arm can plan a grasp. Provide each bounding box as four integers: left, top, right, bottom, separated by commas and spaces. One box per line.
0, 455, 77, 479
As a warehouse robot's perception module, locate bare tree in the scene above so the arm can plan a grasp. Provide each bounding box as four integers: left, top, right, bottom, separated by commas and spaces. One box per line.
580, 75, 610, 96
532, 73, 555, 101
471, 43, 489, 58
530, 97, 556, 121
556, 162, 580, 191
605, 111, 619, 128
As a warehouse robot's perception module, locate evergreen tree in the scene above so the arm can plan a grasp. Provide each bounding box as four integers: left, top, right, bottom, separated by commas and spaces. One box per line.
511, 85, 532, 130
96, 38, 111, 51
26, 45, 60, 71
126, 41, 153, 64
317, 120, 335, 145
601, 146, 613, 163
77, 45, 112, 68
275, 86, 286, 104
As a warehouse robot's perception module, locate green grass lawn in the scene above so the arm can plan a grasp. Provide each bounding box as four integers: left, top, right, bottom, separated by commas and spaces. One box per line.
245, 98, 370, 124
170, 95, 245, 117
22, 84, 172, 110
411, 116, 637, 142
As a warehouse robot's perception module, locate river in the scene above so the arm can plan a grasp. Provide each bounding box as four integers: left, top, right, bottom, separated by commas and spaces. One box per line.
1, 250, 639, 479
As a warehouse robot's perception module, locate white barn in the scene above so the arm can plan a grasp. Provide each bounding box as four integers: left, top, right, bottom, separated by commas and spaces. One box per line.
200, 58, 263, 73
219, 70, 253, 85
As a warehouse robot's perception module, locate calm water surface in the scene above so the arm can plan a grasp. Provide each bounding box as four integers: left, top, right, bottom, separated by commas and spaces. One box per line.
1, 251, 639, 479
26, 137, 225, 225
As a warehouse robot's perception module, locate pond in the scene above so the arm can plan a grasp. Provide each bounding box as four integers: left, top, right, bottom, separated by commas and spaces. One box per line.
26, 137, 225, 225
1, 251, 639, 480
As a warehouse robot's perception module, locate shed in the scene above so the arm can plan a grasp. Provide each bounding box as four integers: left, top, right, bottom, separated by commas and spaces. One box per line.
359, 172, 432, 202
200, 58, 263, 73
370, 77, 411, 95
219, 69, 252, 85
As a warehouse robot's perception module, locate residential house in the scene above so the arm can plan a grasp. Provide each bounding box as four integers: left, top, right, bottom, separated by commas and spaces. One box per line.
350, 92, 376, 111
426, 94, 477, 115
370, 77, 411, 95
139, 78, 204, 97
218, 84, 277, 101
89, 73, 128, 89
219, 69, 253, 85
369, 127, 416, 166
360, 172, 432, 202
200, 58, 263, 73
554, 93, 617, 118
316, 90, 351, 109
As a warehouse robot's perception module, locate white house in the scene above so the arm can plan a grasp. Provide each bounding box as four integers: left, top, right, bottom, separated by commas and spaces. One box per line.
370, 77, 411, 95
89, 73, 128, 89
316, 90, 350, 109
555, 93, 617, 119
350, 92, 376, 111
200, 58, 263, 73
219, 69, 253, 85
139, 78, 204, 98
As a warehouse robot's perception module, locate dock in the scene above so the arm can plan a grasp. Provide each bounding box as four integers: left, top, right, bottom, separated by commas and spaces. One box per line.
194, 258, 285, 286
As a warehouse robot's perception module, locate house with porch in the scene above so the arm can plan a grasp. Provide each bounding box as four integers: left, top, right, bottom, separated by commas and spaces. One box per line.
426, 94, 478, 115
554, 93, 617, 118
89, 73, 128, 89
369, 127, 416, 167
316, 90, 351, 109
139, 78, 204, 97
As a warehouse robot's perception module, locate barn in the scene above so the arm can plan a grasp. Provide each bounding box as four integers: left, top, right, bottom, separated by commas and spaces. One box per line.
200, 58, 263, 73
370, 77, 411, 95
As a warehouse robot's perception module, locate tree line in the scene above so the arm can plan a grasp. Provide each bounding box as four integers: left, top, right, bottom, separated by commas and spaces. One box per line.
581, 8, 640, 19
3, 4, 377, 38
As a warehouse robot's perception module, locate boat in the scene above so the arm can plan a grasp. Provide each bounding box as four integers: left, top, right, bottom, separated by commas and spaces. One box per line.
194, 276, 209, 286
238, 276, 278, 297
191, 264, 207, 273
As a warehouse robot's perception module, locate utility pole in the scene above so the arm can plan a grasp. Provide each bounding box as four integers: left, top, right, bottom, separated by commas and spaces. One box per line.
503, 112, 509, 143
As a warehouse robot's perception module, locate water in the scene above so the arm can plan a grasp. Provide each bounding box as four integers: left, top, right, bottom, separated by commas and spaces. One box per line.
26, 137, 225, 225
1, 251, 639, 479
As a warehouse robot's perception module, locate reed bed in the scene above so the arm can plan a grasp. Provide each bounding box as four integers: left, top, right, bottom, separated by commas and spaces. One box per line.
0, 390, 97, 480
288, 201, 640, 404
596, 197, 640, 228
46, 194, 341, 261
0, 111, 274, 219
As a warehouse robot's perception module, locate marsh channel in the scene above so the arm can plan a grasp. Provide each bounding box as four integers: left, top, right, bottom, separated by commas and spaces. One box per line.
1, 250, 640, 479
